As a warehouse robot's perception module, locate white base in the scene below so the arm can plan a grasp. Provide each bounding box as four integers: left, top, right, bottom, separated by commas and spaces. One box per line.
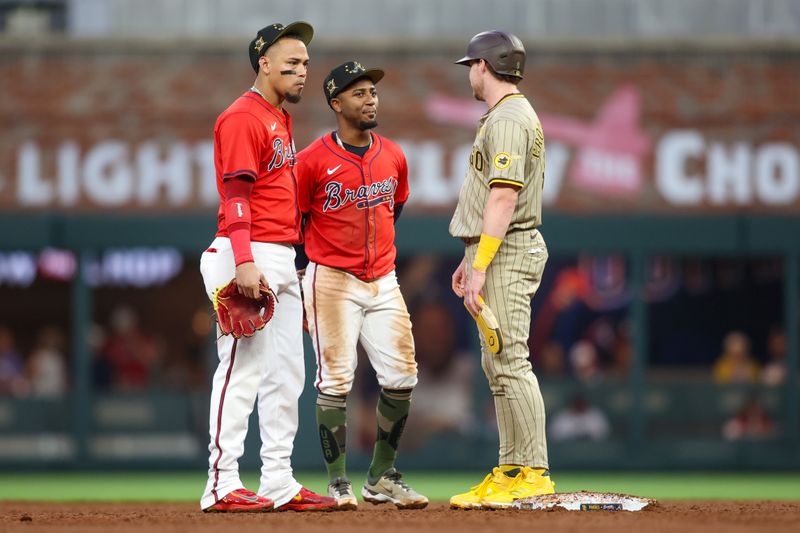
512, 491, 656, 512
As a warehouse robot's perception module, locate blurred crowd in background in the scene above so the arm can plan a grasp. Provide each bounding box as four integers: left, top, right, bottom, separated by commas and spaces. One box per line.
0, 252, 789, 445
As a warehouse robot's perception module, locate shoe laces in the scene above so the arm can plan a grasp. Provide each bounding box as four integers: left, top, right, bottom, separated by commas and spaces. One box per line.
384, 469, 410, 490
225, 488, 259, 502
470, 468, 506, 496
330, 478, 352, 497
506, 467, 548, 495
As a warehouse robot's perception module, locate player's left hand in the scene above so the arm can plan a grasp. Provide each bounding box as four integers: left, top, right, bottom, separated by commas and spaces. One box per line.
464, 267, 486, 316
452, 257, 467, 297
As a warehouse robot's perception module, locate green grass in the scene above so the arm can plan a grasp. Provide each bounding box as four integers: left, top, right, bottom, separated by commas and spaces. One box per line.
1, 472, 799, 502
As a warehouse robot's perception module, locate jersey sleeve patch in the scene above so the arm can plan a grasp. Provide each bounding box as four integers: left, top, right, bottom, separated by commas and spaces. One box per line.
493, 152, 512, 170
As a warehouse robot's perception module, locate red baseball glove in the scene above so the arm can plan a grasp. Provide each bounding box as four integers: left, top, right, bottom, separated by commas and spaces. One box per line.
213, 279, 277, 338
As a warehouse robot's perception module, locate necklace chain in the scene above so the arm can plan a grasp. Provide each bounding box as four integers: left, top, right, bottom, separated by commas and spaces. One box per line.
249, 85, 268, 101
335, 130, 372, 151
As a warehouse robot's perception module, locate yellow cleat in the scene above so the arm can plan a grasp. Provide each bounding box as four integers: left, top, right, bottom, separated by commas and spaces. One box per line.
449, 467, 519, 510
481, 467, 555, 509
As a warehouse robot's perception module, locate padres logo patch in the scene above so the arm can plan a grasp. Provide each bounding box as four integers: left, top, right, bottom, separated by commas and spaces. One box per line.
494, 152, 512, 170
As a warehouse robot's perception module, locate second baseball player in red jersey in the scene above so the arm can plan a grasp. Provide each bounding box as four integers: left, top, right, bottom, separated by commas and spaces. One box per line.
295, 61, 428, 510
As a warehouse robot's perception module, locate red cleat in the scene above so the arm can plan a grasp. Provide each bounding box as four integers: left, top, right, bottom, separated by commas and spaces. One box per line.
277, 487, 337, 512
203, 488, 274, 513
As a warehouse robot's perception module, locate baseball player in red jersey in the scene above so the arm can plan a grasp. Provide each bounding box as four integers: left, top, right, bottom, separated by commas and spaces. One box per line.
199, 22, 335, 513
295, 62, 428, 510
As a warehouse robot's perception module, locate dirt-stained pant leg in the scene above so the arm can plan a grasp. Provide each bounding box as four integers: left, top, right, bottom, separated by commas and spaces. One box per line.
466, 230, 549, 468
302, 263, 366, 397
359, 272, 417, 390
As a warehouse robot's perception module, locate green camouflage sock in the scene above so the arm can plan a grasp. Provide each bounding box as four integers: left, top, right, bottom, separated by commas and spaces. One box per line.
367, 388, 413, 484
316, 393, 348, 481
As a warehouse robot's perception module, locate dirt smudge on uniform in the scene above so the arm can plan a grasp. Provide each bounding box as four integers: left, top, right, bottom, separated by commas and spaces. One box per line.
390, 289, 417, 378
315, 266, 355, 393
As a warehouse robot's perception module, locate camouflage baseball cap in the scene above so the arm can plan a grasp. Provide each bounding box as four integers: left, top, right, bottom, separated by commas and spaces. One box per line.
249, 21, 314, 72
323, 61, 384, 107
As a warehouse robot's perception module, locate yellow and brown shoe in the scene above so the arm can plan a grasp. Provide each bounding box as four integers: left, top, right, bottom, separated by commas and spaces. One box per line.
481, 467, 556, 509
449, 467, 519, 510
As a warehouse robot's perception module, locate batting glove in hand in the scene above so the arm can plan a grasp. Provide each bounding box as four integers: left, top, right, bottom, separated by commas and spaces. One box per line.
464, 294, 504, 355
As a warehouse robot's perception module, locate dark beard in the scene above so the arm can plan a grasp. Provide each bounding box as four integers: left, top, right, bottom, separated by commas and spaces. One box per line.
285, 92, 302, 104
358, 119, 378, 130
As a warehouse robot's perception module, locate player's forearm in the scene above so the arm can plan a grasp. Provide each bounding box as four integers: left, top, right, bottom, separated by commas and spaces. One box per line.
481, 185, 518, 239
223, 177, 255, 265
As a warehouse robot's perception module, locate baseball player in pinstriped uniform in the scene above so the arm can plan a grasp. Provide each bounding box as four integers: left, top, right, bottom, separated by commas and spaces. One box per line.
448, 30, 556, 510
295, 62, 428, 510
199, 22, 335, 513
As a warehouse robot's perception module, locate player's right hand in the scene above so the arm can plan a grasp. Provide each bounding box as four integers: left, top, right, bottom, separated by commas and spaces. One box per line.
235, 261, 269, 299
452, 257, 466, 297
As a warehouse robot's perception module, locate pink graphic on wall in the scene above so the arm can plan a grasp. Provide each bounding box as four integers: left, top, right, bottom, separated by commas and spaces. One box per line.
424, 85, 652, 198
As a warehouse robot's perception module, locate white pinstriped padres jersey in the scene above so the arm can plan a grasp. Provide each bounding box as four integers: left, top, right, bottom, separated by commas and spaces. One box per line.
449, 93, 545, 238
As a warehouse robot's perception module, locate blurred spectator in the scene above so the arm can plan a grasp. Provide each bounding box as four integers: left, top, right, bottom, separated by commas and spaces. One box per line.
0, 326, 28, 396
101, 306, 161, 390
584, 317, 616, 363
712, 331, 760, 384
569, 340, 604, 385
608, 320, 632, 380
404, 299, 475, 446
530, 266, 592, 353
761, 325, 787, 386
397, 255, 444, 306
160, 335, 203, 391
722, 396, 777, 441
27, 326, 68, 398
549, 394, 611, 442
89, 323, 113, 390
533, 340, 566, 378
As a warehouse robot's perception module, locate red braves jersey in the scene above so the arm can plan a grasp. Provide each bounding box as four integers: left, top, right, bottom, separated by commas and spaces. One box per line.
214, 91, 301, 244
296, 132, 409, 280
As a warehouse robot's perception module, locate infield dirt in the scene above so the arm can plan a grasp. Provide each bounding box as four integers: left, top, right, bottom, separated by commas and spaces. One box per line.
1, 501, 798, 532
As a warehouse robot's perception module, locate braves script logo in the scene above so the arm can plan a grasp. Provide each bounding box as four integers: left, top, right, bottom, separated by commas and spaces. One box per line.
424, 85, 651, 197
267, 137, 297, 171
323, 176, 398, 212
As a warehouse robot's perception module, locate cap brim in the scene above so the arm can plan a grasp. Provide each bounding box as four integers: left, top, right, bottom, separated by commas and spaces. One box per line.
276, 21, 314, 46
362, 68, 385, 85
455, 55, 474, 66
336, 68, 385, 96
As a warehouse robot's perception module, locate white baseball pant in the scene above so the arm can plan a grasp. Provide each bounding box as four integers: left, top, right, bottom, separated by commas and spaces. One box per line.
199, 236, 304, 510
302, 262, 417, 396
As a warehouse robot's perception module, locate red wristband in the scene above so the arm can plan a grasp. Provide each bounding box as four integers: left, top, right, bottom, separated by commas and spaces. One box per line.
228, 222, 254, 265
223, 178, 255, 266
